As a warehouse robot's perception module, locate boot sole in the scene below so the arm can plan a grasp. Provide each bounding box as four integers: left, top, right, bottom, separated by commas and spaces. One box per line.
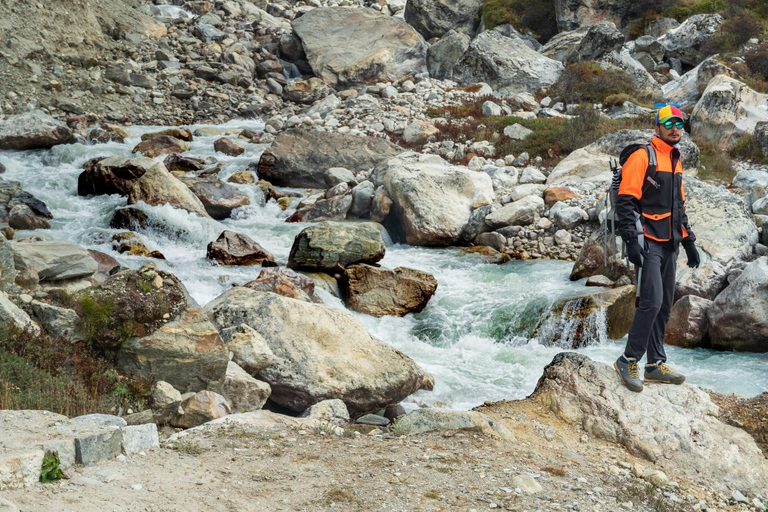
644, 376, 685, 385
614, 361, 643, 392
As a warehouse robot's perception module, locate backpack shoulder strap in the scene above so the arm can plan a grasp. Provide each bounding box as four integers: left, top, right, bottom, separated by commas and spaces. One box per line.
641, 144, 658, 193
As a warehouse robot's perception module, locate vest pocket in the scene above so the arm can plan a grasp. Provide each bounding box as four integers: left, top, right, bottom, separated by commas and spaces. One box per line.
642, 211, 671, 241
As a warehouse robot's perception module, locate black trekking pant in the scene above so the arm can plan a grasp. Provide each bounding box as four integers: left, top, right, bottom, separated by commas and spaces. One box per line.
623, 239, 678, 363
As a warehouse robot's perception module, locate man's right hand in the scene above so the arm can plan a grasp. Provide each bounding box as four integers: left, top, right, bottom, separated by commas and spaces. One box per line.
626, 239, 646, 267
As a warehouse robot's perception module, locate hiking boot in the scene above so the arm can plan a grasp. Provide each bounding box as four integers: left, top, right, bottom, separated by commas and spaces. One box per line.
614, 355, 643, 392
644, 362, 685, 384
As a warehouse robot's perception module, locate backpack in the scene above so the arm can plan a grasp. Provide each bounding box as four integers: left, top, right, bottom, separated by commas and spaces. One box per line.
603, 144, 659, 267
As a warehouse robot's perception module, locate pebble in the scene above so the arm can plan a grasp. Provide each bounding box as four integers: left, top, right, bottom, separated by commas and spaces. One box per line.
131, 484, 143, 491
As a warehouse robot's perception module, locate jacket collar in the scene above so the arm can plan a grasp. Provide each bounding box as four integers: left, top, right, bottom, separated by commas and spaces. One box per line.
652, 134, 680, 154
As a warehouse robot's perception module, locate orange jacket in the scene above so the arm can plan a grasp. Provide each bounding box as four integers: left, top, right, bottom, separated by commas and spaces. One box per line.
616, 136, 695, 246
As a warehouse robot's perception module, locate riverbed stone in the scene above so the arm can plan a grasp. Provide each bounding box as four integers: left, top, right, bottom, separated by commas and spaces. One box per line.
213, 137, 245, 156
182, 177, 250, 219
374, 152, 494, 245
127, 160, 211, 218
205, 287, 425, 415
664, 295, 712, 348
0, 111, 75, 150
707, 257, 768, 352
343, 263, 438, 317
485, 195, 545, 229
11, 240, 97, 281
132, 135, 190, 158
78, 156, 154, 197
258, 129, 401, 188
0, 180, 52, 231
244, 267, 315, 302
206, 230, 274, 266
288, 221, 385, 272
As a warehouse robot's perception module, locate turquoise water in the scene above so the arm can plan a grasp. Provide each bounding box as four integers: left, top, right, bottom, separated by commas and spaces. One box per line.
1, 122, 766, 411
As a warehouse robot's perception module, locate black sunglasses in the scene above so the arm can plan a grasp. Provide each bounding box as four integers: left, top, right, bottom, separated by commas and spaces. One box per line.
661, 120, 685, 129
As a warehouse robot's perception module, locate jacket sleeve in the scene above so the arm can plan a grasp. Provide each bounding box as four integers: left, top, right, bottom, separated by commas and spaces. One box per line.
616, 149, 648, 241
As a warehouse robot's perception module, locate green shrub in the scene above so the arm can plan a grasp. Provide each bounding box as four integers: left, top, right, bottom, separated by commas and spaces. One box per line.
40, 451, 64, 483
549, 62, 641, 105
746, 42, 768, 81
77, 295, 114, 345
703, 11, 764, 54
696, 139, 737, 183
729, 133, 768, 164
479, 0, 558, 42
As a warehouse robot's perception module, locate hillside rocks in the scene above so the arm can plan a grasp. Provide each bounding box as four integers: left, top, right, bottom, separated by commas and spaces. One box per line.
427, 30, 470, 80
221, 362, 271, 413
658, 14, 723, 67
453, 31, 563, 94
288, 222, 386, 272
343, 264, 438, 317
708, 257, 768, 352
531, 352, 768, 496
690, 75, 768, 149
205, 287, 425, 415
292, 7, 428, 87
374, 152, 494, 245
664, 295, 712, 348
0, 111, 74, 150
564, 22, 624, 64
207, 231, 275, 266
404, 0, 482, 40
257, 129, 401, 188
553, 0, 631, 31
0, 290, 38, 335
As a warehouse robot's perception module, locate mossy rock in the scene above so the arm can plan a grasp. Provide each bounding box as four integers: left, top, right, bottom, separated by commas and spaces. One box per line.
75, 266, 188, 351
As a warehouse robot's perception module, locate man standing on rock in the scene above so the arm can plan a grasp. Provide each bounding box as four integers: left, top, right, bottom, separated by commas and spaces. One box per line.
613, 104, 701, 392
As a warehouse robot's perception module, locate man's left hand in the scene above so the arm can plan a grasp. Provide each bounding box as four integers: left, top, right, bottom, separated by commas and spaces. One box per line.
682, 239, 700, 268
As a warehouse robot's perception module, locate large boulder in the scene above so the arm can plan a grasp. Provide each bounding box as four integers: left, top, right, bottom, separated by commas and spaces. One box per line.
75, 266, 189, 351
292, 7, 428, 87
675, 178, 759, 300
257, 129, 401, 188
288, 221, 386, 272
597, 48, 663, 100
0, 179, 52, 230
221, 361, 271, 413
707, 257, 768, 352
690, 75, 768, 149
531, 352, 768, 496
0, 111, 74, 150
11, 240, 97, 282
540, 26, 588, 62
404, 0, 482, 40
116, 308, 229, 393
206, 230, 275, 266
171, 391, 231, 429
127, 160, 211, 218
664, 295, 712, 349
427, 30, 470, 80
661, 57, 736, 110
453, 31, 563, 94
205, 287, 425, 415
343, 263, 438, 317
181, 177, 250, 219
373, 152, 494, 245
658, 14, 723, 67
547, 129, 700, 186
131, 136, 190, 158
78, 156, 154, 197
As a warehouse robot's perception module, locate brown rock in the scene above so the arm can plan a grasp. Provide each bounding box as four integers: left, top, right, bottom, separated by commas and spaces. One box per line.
163, 154, 206, 174
132, 136, 190, 158
78, 156, 150, 197
207, 230, 275, 266
181, 177, 250, 219
87, 249, 120, 283
570, 230, 633, 282
665, 295, 712, 348
708, 391, 768, 457
282, 77, 331, 104
111, 231, 165, 259
244, 267, 315, 302
171, 390, 231, 428
213, 137, 245, 156
227, 171, 256, 184
586, 275, 614, 287
343, 264, 438, 317
544, 187, 579, 208
462, 246, 512, 264
141, 128, 193, 142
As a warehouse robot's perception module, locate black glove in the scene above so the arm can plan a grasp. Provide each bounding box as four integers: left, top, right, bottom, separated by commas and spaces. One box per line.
626, 238, 646, 268
682, 239, 700, 268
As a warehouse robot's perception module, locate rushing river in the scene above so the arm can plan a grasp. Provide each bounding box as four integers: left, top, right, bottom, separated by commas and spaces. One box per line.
2, 120, 766, 409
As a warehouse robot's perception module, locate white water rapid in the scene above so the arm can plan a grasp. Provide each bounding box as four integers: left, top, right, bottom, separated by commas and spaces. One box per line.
1, 120, 766, 410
